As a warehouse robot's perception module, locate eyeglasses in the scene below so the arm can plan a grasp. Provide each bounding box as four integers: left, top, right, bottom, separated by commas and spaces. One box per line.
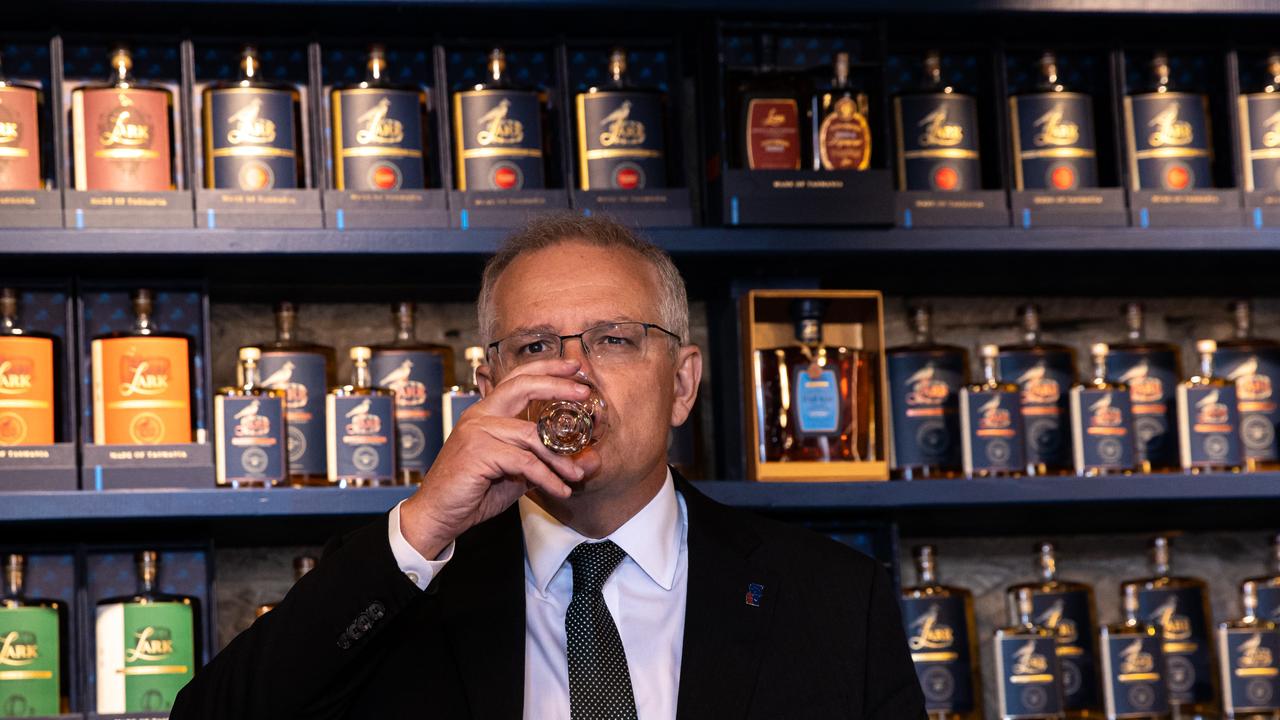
487, 322, 681, 370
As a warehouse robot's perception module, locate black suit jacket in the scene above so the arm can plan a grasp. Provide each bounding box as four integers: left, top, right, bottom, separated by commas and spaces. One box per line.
172, 473, 926, 719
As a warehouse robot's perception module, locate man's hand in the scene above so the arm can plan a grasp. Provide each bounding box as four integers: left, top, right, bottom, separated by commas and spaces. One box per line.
399, 357, 600, 559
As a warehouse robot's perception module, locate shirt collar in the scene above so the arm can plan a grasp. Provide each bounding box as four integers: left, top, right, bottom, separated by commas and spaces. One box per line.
518, 468, 680, 596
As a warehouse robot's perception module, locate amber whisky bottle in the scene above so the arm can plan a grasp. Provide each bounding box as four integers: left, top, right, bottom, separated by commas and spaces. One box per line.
893, 50, 981, 191
993, 587, 1066, 719
1177, 339, 1245, 473
452, 48, 546, 191
331, 45, 428, 191
0, 52, 45, 190
1239, 53, 1280, 193
1009, 51, 1099, 191
959, 344, 1026, 478
1098, 584, 1171, 720
214, 347, 288, 488
811, 52, 870, 172
1123, 52, 1212, 192
998, 304, 1077, 476
1215, 300, 1280, 471
1070, 343, 1137, 477
0, 288, 58, 446
1216, 581, 1280, 719
575, 48, 667, 190
443, 345, 485, 441
900, 545, 982, 720
1107, 303, 1181, 473
325, 346, 397, 487
734, 33, 803, 171
1246, 533, 1280, 626
202, 45, 304, 190
887, 305, 966, 479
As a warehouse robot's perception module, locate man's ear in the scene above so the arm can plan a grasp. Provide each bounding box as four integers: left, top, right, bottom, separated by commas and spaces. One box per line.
476, 363, 495, 397
670, 345, 702, 427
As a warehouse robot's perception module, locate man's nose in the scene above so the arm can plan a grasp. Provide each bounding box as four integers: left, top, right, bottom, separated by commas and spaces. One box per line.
559, 338, 595, 371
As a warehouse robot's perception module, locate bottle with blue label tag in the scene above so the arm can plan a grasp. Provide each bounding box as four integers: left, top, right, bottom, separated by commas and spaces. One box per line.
1007, 542, 1102, 717
444, 346, 486, 442
1239, 54, 1280, 193
215, 347, 288, 488
994, 587, 1067, 719
1009, 52, 1099, 191
1098, 583, 1171, 720
887, 306, 967, 480
325, 346, 397, 487
1245, 534, 1280, 629
575, 48, 668, 190
900, 545, 982, 719
997, 305, 1077, 476
1218, 581, 1280, 719
1070, 343, 1137, 477
255, 302, 336, 487
331, 45, 429, 192
370, 302, 454, 485
1177, 339, 1245, 473
1122, 536, 1220, 717
1216, 301, 1280, 472
452, 48, 547, 191
202, 46, 304, 190
1108, 303, 1181, 473
893, 50, 982, 192
1123, 52, 1213, 192
960, 344, 1027, 478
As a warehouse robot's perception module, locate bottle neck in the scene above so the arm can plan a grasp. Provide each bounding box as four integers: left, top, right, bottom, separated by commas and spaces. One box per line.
133, 310, 155, 336
394, 306, 416, 342
1122, 589, 1142, 625
833, 55, 850, 90
1151, 544, 1171, 577
1038, 55, 1063, 92
138, 563, 157, 594
111, 53, 135, 88
0, 309, 17, 336
352, 360, 372, 389
238, 53, 260, 85
982, 357, 999, 385
1199, 351, 1215, 380
911, 310, 933, 345
366, 53, 388, 86
1039, 550, 1057, 582
487, 53, 506, 86
1235, 303, 1253, 339
276, 311, 295, 343
1267, 56, 1280, 93
1150, 57, 1172, 93
916, 556, 937, 586
922, 55, 944, 91
239, 359, 261, 389
607, 52, 627, 88
3, 564, 20, 597
1092, 355, 1108, 383
798, 318, 821, 347
1126, 304, 1145, 342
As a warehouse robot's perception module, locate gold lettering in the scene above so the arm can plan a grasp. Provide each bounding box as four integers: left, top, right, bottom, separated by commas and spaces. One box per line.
908, 605, 957, 650
0, 360, 33, 395
1012, 640, 1050, 675
355, 98, 405, 145
226, 98, 278, 146
125, 626, 174, 663
1150, 597, 1192, 642
598, 100, 646, 147
1239, 633, 1275, 669
1119, 638, 1156, 674
0, 121, 19, 144
0, 631, 38, 666
100, 94, 151, 147
918, 107, 964, 147
475, 99, 524, 146
1032, 104, 1080, 147
1147, 103, 1194, 148
1263, 110, 1280, 148
118, 361, 170, 397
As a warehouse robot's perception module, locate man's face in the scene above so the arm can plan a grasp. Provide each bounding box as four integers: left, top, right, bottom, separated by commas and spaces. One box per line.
479, 240, 697, 495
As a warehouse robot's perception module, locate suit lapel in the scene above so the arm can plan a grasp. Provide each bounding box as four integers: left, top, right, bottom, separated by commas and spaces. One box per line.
435, 505, 526, 720
675, 475, 777, 718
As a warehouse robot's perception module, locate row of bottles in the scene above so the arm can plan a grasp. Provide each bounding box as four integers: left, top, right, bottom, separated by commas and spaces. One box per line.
903, 535, 1280, 719
888, 301, 1280, 478
0, 42, 669, 193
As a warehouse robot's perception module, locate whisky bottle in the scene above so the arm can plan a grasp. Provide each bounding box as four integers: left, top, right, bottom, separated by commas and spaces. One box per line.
0, 288, 57, 446
1246, 533, 1280, 625
90, 289, 193, 445
1108, 303, 1182, 473
1121, 536, 1219, 717
959, 344, 1027, 478
95, 551, 200, 714
0, 554, 68, 717
369, 302, 454, 484
443, 345, 485, 441
1239, 53, 1280, 192
893, 50, 981, 191
1177, 339, 1245, 473
1007, 542, 1102, 716
331, 45, 428, 191
811, 51, 871, 171
1070, 343, 1137, 476
1123, 51, 1213, 191
452, 48, 546, 190
202, 45, 303, 190
254, 302, 336, 486
752, 299, 877, 462
254, 555, 316, 618
1217, 581, 1280, 719
325, 346, 397, 487
887, 305, 966, 479
1216, 300, 1280, 471
735, 33, 803, 171
575, 47, 667, 190
214, 347, 288, 488
1098, 584, 1171, 720
1009, 51, 1099, 191
900, 545, 982, 719
994, 587, 1066, 719
999, 305, 1077, 476
71, 45, 175, 191
0, 52, 44, 190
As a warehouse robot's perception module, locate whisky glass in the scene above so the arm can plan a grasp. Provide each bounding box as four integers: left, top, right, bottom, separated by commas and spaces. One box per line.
525, 376, 607, 455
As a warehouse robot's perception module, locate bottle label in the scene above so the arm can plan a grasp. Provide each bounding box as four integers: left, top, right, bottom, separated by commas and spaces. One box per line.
333, 87, 425, 191
792, 366, 840, 435
443, 390, 481, 441
960, 388, 1026, 475
1029, 590, 1101, 710
91, 336, 192, 445
1101, 631, 1169, 718
1260, 586, 1280, 624
1238, 92, 1280, 192
1138, 586, 1215, 705
0, 606, 61, 716
214, 394, 287, 485
900, 596, 976, 712
259, 351, 328, 477
453, 89, 544, 190
893, 93, 981, 191
1070, 388, 1137, 473
0, 335, 56, 446
1124, 92, 1213, 191
576, 90, 666, 190
1107, 348, 1180, 470
95, 600, 195, 713
887, 352, 963, 471
817, 94, 871, 171
997, 351, 1075, 472
1219, 626, 1280, 713
744, 98, 800, 170
1009, 91, 1098, 190
326, 393, 396, 481
1215, 348, 1280, 463
370, 349, 444, 472
204, 86, 299, 190
0, 85, 44, 191
1176, 383, 1243, 469
71, 86, 173, 191
995, 634, 1064, 718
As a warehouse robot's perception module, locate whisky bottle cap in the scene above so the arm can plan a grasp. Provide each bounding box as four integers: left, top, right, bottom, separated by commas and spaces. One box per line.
1243, 579, 1260, 613
1121, 583, 1141, 614
980, 343, 1000, 359
1150, 535, 1172, 574
488, 48, 507, 81
132, 288, 154, 314
1231, 299, 1253, 339
137, 550, 160, 590
109, 46, 133, 69
465, 345, 486, 363
1014, 587, 1035, 621
3, 554, 22, 595
393, 301, 416, 326
608, 48, 627, 79
239, 346, 262, 362
0, 287, 16, 318
350, 345, 372, 362
1123, 302, 1145, 336
913, 544, 937, 584
1018, 304, 1042, 334
1195, 338, 1217, 354
834, 52, 850, 82
1036, 541, 1057, 581
908, 305, 932, 334
1091, 342, 1109, 358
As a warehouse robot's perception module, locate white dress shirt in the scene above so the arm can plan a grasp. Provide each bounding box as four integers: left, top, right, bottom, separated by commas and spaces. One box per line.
388, 470, 689, 720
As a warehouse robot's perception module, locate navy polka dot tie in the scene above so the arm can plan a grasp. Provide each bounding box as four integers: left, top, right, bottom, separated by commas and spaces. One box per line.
566, 540, 638, 720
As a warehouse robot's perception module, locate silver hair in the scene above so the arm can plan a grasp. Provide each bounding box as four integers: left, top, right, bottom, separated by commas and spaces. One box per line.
477, 213, 689, 347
